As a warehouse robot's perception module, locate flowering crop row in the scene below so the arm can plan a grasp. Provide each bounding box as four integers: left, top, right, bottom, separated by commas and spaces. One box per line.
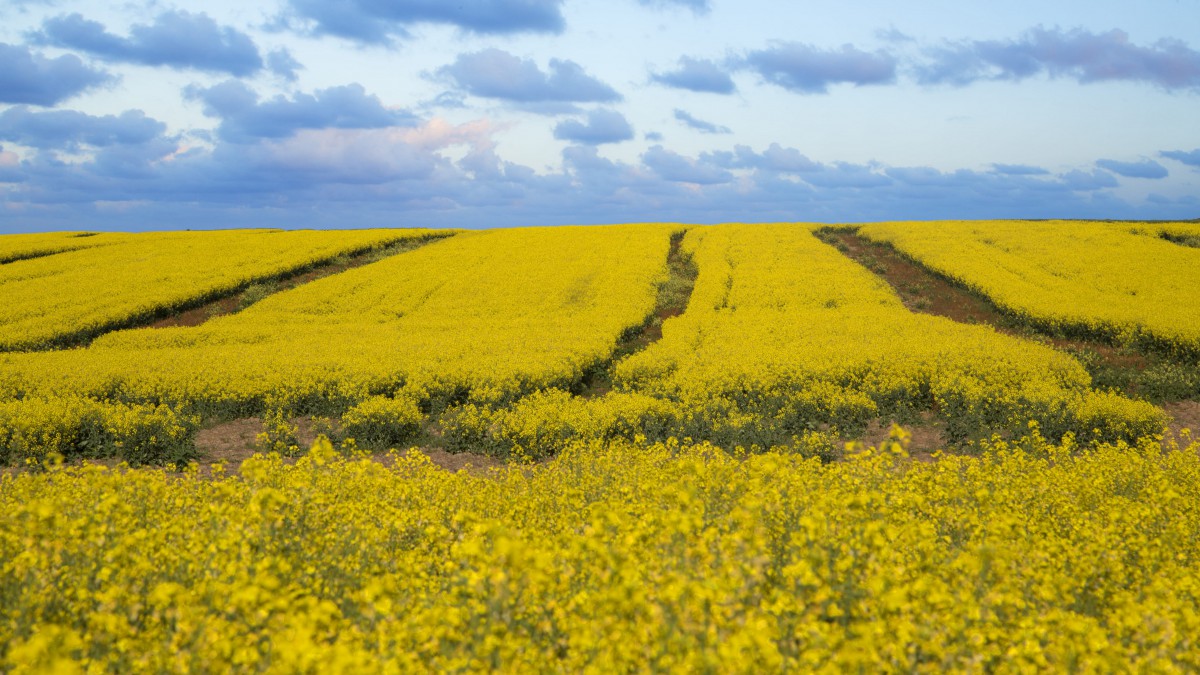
0, 225, 676, 427
0, 222, 1184, 463
2, 433, 1198, 672
0, 396, 196, 466
0, 231, 122, 264
601, 224, 1164, 448
0, 228, 446, 351
857, 220, 1200, 360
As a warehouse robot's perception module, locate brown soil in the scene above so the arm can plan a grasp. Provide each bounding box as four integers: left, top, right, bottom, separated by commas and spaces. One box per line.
191, 416, 502, 477
853, 415, 946, 460
1164, 401, 1200, 445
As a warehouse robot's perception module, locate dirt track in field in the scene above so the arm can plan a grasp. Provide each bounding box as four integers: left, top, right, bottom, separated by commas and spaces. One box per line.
150, 237, 444, 329
816, 229, 1156, 377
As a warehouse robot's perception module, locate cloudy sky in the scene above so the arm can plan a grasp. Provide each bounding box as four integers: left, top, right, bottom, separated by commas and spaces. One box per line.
0, 0, 1197, 232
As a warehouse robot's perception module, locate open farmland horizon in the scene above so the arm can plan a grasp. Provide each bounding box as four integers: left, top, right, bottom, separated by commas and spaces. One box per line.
1, 1, 1199, 231
1, 218, 1197, 466
2, 218, 1200, 671
4, 0, 1200, 669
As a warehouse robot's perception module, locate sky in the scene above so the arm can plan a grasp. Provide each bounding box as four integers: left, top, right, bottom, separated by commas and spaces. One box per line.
0, 0, 1198, 232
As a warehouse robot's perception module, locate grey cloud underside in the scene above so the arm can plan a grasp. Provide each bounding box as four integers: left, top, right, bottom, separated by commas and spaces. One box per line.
266, 49, 304, 82
643, 27, 1200, 97
1160, 149, 1200, 167
33, 11, 263, 76
0, 42, 112, 105
2, 121, 1192, 228
916, 27, 1200, 90
0, 106, 166, 150
1095, 158, 1168, 179
672, 109, 730, 134
553, 109, 634, 145
650, 57, 736, 94
186, 81, 418, 143
741, 43, 897, 93
439, 49, 620, 104
282, 0, 565, 45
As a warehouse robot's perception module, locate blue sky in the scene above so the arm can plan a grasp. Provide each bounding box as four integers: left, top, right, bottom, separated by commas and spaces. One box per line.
0, 0, 1197, 231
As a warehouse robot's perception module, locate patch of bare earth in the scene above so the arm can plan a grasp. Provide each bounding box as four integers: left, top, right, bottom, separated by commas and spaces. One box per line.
192, 416, 502, 477
848, 415, 946, 462
1164, 401, 1200, 447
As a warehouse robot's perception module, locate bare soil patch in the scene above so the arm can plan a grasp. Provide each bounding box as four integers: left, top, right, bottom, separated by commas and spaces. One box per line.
192, 416, 502, 476
1164, 401, 1200, 443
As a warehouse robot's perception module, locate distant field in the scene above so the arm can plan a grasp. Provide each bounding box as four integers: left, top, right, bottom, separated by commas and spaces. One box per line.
1, 220, 1196, 466
2, 221, 1198, 671
0, 228, 447, 351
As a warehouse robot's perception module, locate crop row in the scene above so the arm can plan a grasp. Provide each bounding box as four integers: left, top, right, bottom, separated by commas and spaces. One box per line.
857, 220, 1200, 361
0, 228, 446, 351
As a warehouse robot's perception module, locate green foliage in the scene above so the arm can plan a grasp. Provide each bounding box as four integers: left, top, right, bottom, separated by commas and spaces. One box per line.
341, 395, 424, 450
0, 397, 198, 467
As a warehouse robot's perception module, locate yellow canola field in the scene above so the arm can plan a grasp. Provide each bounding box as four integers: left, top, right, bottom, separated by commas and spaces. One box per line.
609, 224, 1162, 445
0, 225, 677, 423
0, 228, 443, 351
857, 220, 1200, 359
2, 435, 1199, 672
1128, 220, 1200, 248
0, 231, 126, 264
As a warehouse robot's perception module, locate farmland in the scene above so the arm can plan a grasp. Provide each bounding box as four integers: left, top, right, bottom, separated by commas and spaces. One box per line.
2, 221, 1199, 671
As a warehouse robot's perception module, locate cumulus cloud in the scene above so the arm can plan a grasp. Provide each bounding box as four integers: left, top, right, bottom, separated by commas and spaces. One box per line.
0, 106, 166, 150
642, 145, 732, 184
438, 49, 620, 104
716, 143, 822, 172
279, 0, 565, 45
1160, 149, 1200, 167
267, 48, 303, 82
553, 109, 634, 145
741, 42, 897, 94
916, 27, 1200, 90
33, 11, 263, 76
803, 162, 893, 188
650, 56, 736, 94
1059, 169, 1119, 191
1095, 158, 1168, 179
186, 80, 418, 143
0, 42, 112, 105
673, 109, 730, 134
1, 130, 1183, 231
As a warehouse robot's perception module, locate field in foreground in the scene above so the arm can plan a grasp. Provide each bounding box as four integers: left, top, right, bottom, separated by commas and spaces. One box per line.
1, 220, 1199, 671
3, 434, 1199, 672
